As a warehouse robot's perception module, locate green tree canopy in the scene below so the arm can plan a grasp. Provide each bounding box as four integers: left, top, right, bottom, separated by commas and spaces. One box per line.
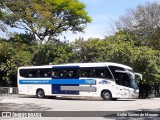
0, 36, 32, 86
32, 40, 75, 65
0, 0, 91, 44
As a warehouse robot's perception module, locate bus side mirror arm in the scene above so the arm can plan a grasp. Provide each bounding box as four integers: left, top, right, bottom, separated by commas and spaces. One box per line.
135, 73, 142, 80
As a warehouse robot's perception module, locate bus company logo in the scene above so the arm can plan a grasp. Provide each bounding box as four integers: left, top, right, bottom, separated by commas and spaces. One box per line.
85, 79, 96, 84
99, 80, 110, 84
2, 112, 12, 117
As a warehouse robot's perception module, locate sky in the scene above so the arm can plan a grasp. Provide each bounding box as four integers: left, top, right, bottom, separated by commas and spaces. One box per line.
58, 0, 160, 41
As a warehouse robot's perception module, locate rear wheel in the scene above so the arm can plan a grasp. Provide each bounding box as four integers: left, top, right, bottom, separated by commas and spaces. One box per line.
36, 89, 45, 98
101, 90, 112, 100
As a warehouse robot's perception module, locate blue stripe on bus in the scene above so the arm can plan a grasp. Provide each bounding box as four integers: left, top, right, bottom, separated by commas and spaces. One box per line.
19, 79, 96, 85
52, 66, 79, 68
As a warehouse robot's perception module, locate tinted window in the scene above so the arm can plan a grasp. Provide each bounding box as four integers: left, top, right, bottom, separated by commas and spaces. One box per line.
52, 68, 78, 79
19, 68, 51, 78
37, 69, 52, 77
80, 68, 94, 77
108, 66, 125, 78
94, 67, 113, 79
114, 72, 130, 87
65, 69, 78, 78
79, 67, 113, 79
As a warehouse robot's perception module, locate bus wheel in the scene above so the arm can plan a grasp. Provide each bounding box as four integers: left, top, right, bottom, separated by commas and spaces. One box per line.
36, 89, 45, 98
101, 90, 112, 100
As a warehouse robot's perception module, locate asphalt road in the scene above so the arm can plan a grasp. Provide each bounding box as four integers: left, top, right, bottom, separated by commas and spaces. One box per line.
0, 95, 160, 120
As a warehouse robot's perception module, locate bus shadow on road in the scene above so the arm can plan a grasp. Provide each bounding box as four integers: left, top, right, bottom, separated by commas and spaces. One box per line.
46, 96, 137, 101
46, 96, 102, 101
18, 95, 37, 98
114, 99, 136, 101
18, 95, 137, 101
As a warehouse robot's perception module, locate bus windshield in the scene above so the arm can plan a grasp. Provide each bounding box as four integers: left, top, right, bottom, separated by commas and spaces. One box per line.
128, 72, 139, 90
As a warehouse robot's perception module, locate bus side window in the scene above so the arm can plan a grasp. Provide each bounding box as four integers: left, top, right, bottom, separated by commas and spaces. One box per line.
116, 74, 123, 85
28, 73, 33, 78
65, 69, 78, 78
19, 69, 28, 78
28, 70, 37, 78
38, 69, 51, 78
80, 68, 93, 77
20, 68, 52, 78
94, 67, 113, 79
79, 67, 113, 79
114, 73, 131, 87
52, 68, 78, 79
52, 69, 62, 78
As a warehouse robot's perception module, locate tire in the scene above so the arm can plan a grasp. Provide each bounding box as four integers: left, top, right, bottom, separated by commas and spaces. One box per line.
101, 90, 112, 100
36, 89, 45, 98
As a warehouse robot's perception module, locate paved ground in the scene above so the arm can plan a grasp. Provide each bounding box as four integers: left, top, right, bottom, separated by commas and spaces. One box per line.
0, 95, 160, 120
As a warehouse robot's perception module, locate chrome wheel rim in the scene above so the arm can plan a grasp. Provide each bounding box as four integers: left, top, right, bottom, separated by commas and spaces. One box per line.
38, 91, 43, 97
104, 92, 110, 99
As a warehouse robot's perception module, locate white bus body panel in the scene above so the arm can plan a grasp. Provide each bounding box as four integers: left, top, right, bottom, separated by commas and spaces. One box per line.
18, 77, 137, 99
18, 62, 139, 99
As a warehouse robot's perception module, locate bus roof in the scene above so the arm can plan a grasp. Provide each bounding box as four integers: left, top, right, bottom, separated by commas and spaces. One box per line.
19, 62, 132, 70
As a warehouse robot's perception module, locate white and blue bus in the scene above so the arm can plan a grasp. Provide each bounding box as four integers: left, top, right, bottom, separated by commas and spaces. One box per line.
18, 62, 142, 100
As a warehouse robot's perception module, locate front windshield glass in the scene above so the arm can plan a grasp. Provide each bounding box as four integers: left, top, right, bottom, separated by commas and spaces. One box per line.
128, 72, 138, 90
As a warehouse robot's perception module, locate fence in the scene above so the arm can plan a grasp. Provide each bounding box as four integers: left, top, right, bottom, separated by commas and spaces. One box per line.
0, 87, 18, 100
